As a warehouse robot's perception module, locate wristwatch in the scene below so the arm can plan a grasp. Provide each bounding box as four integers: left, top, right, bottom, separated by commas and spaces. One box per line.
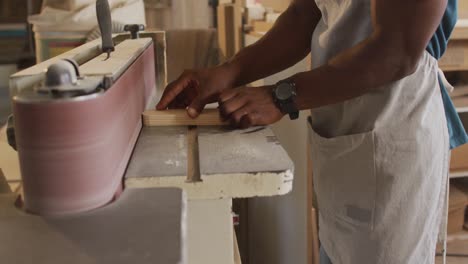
272, 78, 299, 120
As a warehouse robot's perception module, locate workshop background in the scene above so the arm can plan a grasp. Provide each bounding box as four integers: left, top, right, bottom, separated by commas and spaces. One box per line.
0, 1, 467, 264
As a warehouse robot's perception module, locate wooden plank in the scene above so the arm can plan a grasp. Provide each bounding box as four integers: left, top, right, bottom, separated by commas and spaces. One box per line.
307, 117, 319, 264
217, 4, 236, 59
307, 136, 313, 264
217, 3, 242, 59
0, 188, 187, 264
233, 4, 243, 54
451, 86, 468, 98
187, 126, 201, 182
143, 109, 228, 126
452, 96, 468, 108
450, 169, 468, 178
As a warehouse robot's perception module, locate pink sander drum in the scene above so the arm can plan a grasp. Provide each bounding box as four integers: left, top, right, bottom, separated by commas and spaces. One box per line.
8, 40, 155, 215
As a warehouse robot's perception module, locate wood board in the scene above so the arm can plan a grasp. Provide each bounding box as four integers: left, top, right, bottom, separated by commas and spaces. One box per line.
451, 86, 468, 98
307, 116, 319, 264
217, 4, 236, 59
259, 0, 290, 12
143, 109, 228, 126
125, 126, 294, 200
217, 4, 243, 60
0, 188, 187, 264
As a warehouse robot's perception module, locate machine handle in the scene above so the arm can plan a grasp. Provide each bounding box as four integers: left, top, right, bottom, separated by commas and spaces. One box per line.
124, 24, 145, 39
96, 0, 114, 58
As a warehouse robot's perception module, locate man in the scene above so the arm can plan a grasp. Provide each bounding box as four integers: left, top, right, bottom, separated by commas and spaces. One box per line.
157, 0, 468, 263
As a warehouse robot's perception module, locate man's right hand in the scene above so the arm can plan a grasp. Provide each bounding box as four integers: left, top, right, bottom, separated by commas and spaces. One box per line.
156, 65, 236, 118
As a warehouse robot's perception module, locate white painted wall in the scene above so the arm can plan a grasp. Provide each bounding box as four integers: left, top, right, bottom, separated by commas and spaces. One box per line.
245, 34, 310, 264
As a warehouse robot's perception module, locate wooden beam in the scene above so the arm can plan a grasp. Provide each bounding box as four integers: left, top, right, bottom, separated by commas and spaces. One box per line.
217, 4, 236, 59
143, 109, 228, 126
307, 126, 319, 264
310, 207, 319, 264
217, 3, 243, 60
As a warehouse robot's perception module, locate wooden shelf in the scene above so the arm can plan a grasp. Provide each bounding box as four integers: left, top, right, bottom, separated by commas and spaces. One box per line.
447, 229, 468, 242
456, 106, 468, 113
450, 169, 468, 179
452, 19, 468, 40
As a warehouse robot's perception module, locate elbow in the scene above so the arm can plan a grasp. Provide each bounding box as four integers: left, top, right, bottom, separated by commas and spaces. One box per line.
371, 32, 422, 81
393, 54, 419, 80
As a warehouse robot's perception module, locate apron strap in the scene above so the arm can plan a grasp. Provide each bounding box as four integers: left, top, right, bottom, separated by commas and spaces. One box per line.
438, 67, 454, 93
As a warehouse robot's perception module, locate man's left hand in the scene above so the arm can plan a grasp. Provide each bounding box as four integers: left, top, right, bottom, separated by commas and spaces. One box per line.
218, 86, 285, 128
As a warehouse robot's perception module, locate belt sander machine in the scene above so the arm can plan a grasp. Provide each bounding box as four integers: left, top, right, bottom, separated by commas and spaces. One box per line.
2, 2, 295, 263
7, 0, 164, 215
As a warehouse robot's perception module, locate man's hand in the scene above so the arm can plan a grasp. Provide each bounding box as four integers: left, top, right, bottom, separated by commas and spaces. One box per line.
156, 0, 320, 117
218, 86, 285, 128
156, 66, 235, 118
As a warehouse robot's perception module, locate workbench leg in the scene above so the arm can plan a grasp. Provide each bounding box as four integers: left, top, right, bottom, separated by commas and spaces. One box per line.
187, 198, 234, 264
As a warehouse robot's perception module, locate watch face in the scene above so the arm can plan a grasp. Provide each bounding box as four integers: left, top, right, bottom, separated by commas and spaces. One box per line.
276, 83, 293, 100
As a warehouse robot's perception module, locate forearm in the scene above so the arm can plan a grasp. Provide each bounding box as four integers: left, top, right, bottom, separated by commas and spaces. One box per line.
292, 33, 420, 109
224, 1, 321, 87
293, 0, 447, 110
215, 0, 448, 128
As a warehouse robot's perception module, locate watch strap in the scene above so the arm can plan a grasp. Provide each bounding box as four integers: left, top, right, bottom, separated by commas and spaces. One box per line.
274, 79, 299, 120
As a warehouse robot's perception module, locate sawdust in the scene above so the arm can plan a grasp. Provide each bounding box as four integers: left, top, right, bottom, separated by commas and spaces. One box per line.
164, 159, 181, 167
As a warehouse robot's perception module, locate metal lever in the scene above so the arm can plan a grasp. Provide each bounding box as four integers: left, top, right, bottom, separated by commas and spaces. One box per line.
96, 0, 114, 60
124, 24, 145, 39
